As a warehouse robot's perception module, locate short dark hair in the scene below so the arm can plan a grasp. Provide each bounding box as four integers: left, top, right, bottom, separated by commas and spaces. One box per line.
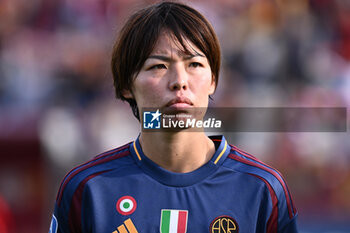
111, 1, 221, 119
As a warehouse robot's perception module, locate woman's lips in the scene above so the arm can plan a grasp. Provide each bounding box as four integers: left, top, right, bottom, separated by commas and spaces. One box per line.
166, 97, 193, 107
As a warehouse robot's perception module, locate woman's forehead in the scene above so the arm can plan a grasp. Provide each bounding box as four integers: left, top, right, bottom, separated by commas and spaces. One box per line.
150, 30, 204, 57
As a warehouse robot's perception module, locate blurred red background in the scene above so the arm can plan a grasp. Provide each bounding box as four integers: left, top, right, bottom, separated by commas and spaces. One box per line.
0, 0, 349, 232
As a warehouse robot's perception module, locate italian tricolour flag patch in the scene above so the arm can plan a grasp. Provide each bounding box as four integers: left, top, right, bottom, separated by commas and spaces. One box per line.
160, 209, 188, 233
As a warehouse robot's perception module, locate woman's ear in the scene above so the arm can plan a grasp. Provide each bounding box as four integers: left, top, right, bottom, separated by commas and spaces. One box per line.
122, 89, 134, 99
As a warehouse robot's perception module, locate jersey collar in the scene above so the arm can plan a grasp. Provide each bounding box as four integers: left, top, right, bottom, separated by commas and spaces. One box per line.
129, 135, 230, 187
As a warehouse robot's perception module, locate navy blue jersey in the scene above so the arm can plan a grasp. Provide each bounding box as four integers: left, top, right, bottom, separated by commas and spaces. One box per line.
49, 135, 298, 233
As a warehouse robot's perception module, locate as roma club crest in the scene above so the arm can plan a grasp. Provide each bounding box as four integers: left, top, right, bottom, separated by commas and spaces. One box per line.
209, 215, 239, 233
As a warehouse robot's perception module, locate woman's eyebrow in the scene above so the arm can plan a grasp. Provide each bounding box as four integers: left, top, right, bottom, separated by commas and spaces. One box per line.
148, 54, 205, 61
148, 55, 172, 62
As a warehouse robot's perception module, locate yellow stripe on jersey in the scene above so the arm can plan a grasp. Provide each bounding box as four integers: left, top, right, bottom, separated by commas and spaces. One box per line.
117, 225, 128, 233
133, 141, 142, 161
124, 218, 138, 233
214, 140, 227, 164
114, 218, 139, 233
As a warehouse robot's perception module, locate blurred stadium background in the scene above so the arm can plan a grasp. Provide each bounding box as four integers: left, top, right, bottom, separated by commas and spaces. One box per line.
0, 0, 349, 232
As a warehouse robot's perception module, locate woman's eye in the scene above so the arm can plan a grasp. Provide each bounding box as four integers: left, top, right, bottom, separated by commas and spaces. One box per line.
189, 62, 202, 68
149, 64, 167, 70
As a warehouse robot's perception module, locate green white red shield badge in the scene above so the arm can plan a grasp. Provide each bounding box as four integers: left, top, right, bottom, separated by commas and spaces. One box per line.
160, 209, 188, 233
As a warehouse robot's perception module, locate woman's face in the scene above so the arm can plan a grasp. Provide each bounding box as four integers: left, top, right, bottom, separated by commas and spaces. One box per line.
123, 30, 216, 118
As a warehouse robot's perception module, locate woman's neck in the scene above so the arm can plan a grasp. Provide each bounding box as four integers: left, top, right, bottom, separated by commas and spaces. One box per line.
139, 131, 215, 173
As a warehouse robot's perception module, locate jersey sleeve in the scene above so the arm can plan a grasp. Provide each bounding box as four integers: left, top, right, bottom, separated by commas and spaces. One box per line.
49, 179, 84, 233
49, 203, 70, 233
227, 146, 299, 233
275, 178, 298, 233
48, 169, 100, 233
48, 166, 94, 233
268, 172, 299, 233
48, 145, 132, 233
253, 171, 299, 233
261, 169, 298, 233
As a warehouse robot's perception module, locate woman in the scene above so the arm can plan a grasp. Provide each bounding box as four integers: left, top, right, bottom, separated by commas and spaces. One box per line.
49, 2, 298, 233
